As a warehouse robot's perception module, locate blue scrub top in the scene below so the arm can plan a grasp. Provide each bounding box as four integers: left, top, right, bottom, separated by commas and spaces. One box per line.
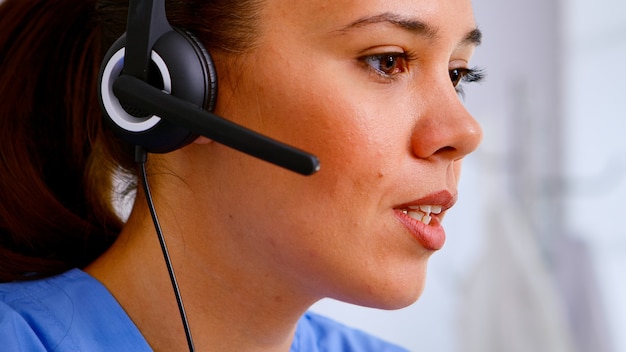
0, 269, 409, 351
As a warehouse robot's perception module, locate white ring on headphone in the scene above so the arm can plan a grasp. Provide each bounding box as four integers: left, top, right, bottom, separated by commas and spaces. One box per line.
100, 48, 172, 132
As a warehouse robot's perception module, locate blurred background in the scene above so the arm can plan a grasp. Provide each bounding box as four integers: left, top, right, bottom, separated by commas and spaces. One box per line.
311, 0, 626, 351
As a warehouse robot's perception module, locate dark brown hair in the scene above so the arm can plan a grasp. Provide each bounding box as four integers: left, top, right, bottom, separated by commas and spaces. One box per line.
0, 0, 261, 282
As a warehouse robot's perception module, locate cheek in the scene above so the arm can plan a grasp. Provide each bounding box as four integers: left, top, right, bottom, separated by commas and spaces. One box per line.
216, 47, 415, 182
266, 79, 404, 175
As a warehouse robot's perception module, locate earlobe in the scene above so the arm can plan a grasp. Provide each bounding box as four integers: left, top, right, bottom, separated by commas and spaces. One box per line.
193, 136, 213, 144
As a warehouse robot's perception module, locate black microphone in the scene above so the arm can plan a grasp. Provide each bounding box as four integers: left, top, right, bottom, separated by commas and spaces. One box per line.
112, 75, 320, 175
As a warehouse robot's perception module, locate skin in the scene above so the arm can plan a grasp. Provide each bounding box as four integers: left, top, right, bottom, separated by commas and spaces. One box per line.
87, 0, 483, 350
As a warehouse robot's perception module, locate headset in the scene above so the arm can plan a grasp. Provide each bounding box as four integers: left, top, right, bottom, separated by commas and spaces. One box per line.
98, 0, 320, 176
97, 1, 320, 350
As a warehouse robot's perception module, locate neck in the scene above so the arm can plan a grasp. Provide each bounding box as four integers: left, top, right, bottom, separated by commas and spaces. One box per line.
86, 195, 315, 352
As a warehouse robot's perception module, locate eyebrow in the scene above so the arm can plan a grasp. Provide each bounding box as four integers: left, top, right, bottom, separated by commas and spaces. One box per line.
463, 28, 482, 46
338, 12, 438, 38
335, 12, 482, 46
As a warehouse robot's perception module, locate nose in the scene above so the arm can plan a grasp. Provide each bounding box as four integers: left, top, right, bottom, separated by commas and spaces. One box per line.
410, 83, 482, 161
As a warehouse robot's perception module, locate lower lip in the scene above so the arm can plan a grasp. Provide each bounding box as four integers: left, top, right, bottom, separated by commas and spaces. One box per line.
394, 210, 446, 250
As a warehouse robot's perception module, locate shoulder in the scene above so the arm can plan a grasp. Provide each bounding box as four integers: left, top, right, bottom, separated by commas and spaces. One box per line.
292, 311, 410, 352
0, 299, 47, 351
0, 270, 82, 351
0, 269, 151, 351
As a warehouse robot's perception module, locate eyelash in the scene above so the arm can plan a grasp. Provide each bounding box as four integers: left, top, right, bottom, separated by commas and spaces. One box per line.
359, 53, 486, 95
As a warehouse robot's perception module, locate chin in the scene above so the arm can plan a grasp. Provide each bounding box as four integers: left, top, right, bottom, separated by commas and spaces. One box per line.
369, 264, 430, 310
337, 277, 427, 311
373, 285, 426, 311
323, 256, 431, 310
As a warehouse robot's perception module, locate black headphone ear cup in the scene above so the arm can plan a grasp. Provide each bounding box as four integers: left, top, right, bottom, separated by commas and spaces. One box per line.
174, 28, 218, 112
98, 29, 218, 153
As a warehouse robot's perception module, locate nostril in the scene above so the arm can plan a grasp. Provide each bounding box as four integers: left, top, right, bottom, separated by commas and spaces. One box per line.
436, 146, 456, 154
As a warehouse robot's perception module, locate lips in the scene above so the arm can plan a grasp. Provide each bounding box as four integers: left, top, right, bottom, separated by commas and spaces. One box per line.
394, 191, 457, 250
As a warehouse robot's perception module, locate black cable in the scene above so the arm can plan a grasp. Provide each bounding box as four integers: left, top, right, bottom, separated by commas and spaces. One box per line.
136, 146, 195, 352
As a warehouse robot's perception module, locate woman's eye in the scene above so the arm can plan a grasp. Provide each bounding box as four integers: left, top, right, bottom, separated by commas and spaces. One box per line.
449, 68, 465, 87
363, 54, 408, 76
449, 66, 486, 94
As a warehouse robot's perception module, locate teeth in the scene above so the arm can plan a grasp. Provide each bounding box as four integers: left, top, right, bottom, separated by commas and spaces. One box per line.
407, 210, 426, 223
402, 205, 442, 225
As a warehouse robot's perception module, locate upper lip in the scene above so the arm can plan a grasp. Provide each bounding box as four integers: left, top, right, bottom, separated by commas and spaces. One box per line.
395, 190, 458, 212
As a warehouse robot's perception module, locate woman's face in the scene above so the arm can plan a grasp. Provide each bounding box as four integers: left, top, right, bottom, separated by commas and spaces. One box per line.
195, 0, 482, 309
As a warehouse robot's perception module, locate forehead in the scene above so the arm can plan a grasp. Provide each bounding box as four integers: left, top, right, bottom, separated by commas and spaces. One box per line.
261, 0, 477, 38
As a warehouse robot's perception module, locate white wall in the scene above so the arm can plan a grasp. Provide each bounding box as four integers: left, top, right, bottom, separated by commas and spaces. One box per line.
562, 0, 626, 351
